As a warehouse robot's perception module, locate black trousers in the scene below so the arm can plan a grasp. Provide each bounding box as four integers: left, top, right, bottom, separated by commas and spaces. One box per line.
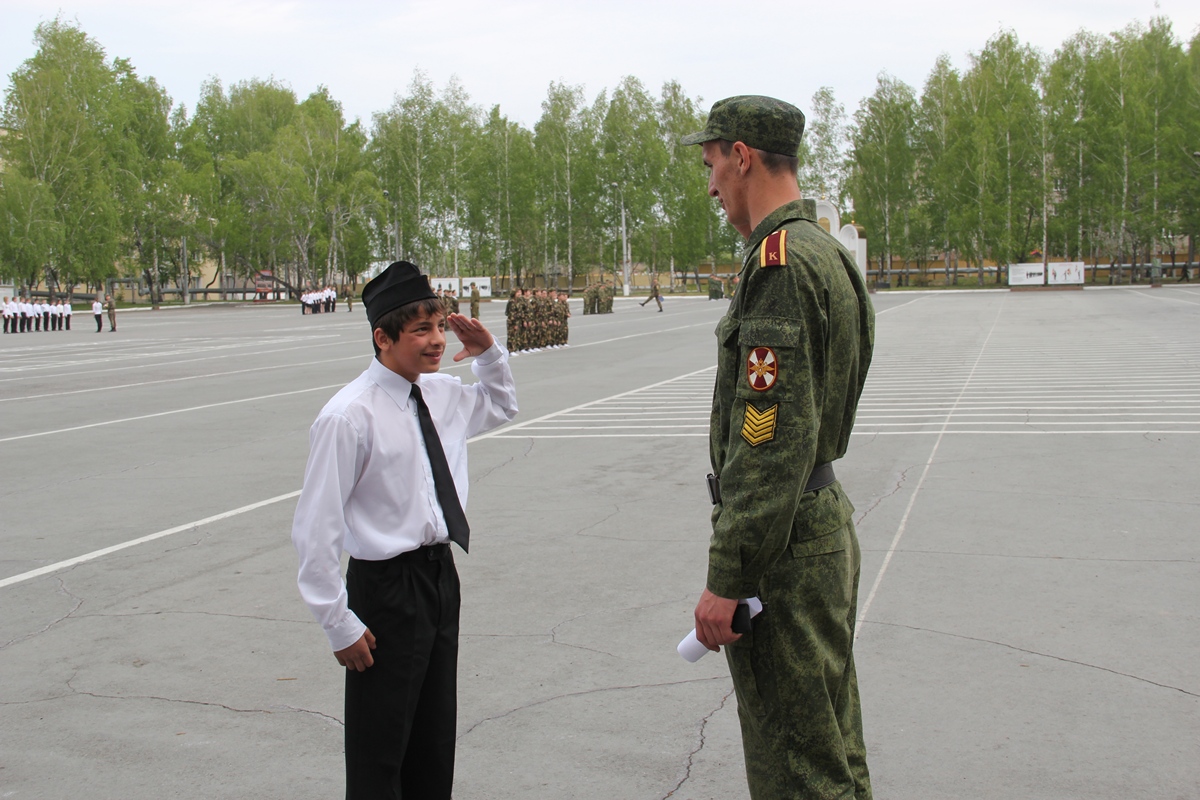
345, 544, 460, 800
95, 314, 102, 332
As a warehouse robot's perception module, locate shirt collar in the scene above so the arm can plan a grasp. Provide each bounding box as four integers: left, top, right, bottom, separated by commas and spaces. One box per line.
743, 198, 817, 264
367, 356, 416, 408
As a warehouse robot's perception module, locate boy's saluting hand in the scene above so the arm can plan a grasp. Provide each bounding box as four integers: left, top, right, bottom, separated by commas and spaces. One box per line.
447, 313, 495, 361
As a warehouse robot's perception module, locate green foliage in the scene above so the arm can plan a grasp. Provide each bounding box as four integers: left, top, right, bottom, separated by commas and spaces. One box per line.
5, 15, 1196, 296
844, 18, 1200, 280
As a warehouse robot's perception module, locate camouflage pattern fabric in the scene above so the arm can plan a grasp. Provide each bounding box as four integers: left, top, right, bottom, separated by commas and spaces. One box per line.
680, 95, 807, 158
709, 198, 875, 800
470, 285, 480, 319
505, 291, 523, 351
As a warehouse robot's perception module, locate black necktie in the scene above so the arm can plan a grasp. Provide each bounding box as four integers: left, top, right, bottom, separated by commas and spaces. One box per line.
410, 383, 470, 552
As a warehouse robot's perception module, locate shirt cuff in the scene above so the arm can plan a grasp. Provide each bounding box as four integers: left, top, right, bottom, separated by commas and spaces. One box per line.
326, 611, 368, 653
473, 341, 505, 367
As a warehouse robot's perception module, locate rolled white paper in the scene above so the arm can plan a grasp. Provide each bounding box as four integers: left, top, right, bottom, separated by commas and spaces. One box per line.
677, 629, 709, 662
677, 597, 764, 662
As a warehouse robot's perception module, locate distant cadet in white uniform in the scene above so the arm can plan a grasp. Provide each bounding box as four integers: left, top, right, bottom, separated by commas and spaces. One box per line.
92, 298, 103, 333
2, 296, 11, 334
291, 260, 517, 799
63, 300, 72, 331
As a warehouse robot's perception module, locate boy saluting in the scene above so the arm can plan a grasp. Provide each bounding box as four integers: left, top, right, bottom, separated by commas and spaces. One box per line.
292, 260, 517, 799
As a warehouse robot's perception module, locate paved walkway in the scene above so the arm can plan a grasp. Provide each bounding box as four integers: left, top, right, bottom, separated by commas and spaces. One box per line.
1, 288, 1196, 798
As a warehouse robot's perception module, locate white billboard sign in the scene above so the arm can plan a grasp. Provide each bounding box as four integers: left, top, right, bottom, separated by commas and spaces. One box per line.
460, 277, 492, 297
1008, 264, 1045, 286
430, 277, 460, 294
1047, 262, 1085, 285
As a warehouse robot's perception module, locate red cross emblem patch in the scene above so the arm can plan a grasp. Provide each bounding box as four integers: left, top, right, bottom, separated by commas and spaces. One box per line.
746, 347, 778, 391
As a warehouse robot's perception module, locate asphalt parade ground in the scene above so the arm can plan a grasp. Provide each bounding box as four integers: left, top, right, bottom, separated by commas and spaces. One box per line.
1, 286, 1197, 799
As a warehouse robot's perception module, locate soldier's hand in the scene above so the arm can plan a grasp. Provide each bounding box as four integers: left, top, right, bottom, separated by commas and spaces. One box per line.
694, 588, 741, 652
334, 629, 377, 671
447, 313, 495, 360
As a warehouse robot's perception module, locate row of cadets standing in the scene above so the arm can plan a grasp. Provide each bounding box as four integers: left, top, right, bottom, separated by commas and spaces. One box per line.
301, 286, 339, 314
505, 288, 570, 354
3, 297, 75, 333
581, 281, 614, 314
436, 288, 460, 315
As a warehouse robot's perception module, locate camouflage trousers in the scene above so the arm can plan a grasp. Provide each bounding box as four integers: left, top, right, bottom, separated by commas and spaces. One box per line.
725, 517, 872, 800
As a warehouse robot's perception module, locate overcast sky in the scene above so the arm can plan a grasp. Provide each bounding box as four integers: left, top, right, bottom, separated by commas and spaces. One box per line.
2, 0, 1198, 128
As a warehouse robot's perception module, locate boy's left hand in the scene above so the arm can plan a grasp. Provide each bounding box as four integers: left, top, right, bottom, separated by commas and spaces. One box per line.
447, 313, 495, 361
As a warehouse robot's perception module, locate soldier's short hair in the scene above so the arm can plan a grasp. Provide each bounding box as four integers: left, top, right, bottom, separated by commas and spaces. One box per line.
715, 139, 798, 177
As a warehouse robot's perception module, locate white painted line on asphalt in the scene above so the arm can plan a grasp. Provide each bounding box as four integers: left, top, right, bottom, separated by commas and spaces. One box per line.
1129, 290, 1200, 306
504, 321, 714, 354
0, 383, 346, 444
0, 490, 303, 590
849, 429, 1200, 435
0, 353, 370, 403
874, 296, 932, 315
472, 366, 716, 441
857, 295, 1007, 637
0, 338, 355, 384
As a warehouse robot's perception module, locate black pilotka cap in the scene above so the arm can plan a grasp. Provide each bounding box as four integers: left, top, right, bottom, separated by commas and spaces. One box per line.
361, 260, 438, 328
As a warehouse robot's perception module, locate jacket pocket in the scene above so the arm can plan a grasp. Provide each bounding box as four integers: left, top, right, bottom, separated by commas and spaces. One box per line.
734, 317, 802, 403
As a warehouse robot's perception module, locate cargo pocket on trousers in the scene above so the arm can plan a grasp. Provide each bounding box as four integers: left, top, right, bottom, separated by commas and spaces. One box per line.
727, 626, 769, 719
789, 528, 847, 559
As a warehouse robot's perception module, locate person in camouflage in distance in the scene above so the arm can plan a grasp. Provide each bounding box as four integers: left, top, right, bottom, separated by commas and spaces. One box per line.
684, 95, 875, 800
641, 276, 663, 311
505, 288, 522, 353
470, 282, 480, 319
533, 289, 551, 349
558, 292, 570, 345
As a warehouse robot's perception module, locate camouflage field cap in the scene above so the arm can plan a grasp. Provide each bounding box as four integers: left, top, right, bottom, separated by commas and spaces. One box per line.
680, 95, 806, 157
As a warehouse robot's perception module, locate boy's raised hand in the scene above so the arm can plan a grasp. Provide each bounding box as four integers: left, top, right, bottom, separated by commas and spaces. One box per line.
447, 313, 495, 361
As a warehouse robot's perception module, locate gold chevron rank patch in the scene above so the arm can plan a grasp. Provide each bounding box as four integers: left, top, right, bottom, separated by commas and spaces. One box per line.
741, 402, 779, 446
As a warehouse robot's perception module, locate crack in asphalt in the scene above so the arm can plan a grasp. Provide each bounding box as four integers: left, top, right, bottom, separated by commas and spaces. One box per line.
661, 686, 735, 799
274, 704, 344, 726
0, 576, 84, 651
572, 504, 624, 540
472, 438, 535, 484
455, 676, 725, 742
64, 671, 277, 715
855, 464, 918, 528
866, 620, 1199, 697
547, 612, 620, 659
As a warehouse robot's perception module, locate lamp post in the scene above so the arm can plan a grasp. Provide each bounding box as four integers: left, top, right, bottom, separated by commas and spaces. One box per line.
611, 182, 630, 296
382, 190, 396, 261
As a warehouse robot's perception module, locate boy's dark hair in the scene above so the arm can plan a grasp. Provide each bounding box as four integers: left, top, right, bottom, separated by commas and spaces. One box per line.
372, 297, 446, 356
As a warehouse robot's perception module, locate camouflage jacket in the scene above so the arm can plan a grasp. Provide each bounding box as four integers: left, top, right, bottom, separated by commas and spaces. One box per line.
708, 199, 875, 599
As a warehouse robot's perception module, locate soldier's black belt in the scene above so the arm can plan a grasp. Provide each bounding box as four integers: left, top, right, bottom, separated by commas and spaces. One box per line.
707, 462, 835, 505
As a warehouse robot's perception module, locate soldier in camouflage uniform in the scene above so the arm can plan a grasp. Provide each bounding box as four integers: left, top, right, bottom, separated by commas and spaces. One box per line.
684, 96, 875, 800
506, 288, 522, 353
532, 289, 551, 349
557, 292, 570, 345
582, 283, 594, 315
470, 282, 481, 319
